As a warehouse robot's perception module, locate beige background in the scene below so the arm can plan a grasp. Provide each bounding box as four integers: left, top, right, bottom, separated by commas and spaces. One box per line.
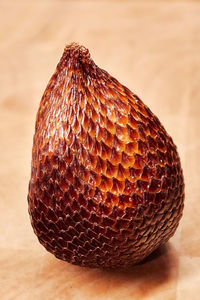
0, 0, 200, 299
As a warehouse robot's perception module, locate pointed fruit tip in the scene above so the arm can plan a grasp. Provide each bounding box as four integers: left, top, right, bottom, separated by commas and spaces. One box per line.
64, 42, 91, 62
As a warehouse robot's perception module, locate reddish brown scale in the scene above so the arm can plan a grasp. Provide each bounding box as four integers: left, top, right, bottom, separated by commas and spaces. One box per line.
28, 43, 184, 269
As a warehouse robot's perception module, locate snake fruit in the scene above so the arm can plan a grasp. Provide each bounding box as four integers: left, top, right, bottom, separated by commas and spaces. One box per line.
28, 43, 184, 269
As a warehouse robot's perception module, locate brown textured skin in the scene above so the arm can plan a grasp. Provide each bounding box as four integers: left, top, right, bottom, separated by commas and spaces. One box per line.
28, 43, 184, 269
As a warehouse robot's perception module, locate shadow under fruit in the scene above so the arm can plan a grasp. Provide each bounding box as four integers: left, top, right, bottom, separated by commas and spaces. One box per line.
28, 43, 184, 269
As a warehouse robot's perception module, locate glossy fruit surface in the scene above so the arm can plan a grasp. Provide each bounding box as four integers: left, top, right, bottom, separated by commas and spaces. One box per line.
28, 43, 184, 269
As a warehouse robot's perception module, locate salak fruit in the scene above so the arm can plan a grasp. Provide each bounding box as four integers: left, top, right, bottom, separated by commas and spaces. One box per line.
28, 43, 184, 269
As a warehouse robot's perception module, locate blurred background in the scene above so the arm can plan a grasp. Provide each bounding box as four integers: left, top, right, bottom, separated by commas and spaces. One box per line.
0, 0, 200, 299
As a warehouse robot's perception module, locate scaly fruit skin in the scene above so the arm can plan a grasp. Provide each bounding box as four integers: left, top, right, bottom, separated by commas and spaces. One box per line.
28, 43, 184, 269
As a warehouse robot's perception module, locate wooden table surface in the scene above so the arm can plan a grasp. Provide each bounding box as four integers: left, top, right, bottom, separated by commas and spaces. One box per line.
1, 1, 200, 299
